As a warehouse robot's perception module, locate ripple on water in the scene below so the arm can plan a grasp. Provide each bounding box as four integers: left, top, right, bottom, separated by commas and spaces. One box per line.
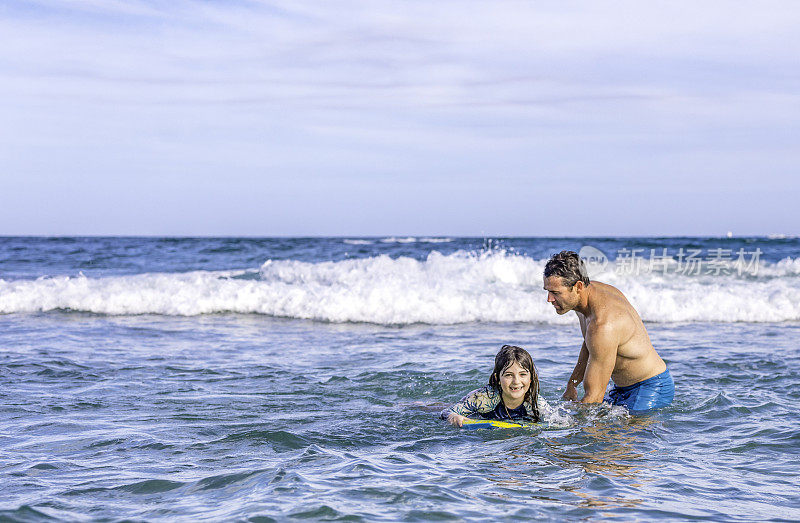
117, 479, 186, 495
2, 313, 800, 521
208, 429, 311, 451
0, 505, 56, 522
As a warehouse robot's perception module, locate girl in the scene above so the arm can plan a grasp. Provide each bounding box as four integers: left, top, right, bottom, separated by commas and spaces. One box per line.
443, 344, 547, 426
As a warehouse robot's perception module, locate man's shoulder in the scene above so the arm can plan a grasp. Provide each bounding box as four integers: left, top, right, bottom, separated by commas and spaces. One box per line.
584, 318, 624, 359
589, 281, 627, 302
586, 296, 640, 356
590, 307, 634, 339
588, 283, 633, 319
586, 317, 618, 337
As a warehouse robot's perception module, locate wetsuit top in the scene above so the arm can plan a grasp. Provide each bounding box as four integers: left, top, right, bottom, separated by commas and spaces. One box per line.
441, 385, 548, 422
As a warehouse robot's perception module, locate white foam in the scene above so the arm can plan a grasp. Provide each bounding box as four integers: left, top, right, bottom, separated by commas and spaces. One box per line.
538, 397, 575, 428
420, 238, 454, 243
767, 233, 794, 239
379, 237, 418, 244
1, 251, 799, 323
343, 239, 374, 245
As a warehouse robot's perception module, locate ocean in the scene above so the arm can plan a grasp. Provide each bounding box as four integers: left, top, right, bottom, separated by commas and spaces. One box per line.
1, 236, 799, 521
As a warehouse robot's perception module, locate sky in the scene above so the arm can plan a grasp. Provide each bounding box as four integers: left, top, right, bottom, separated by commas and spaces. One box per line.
1, 0, 798, 236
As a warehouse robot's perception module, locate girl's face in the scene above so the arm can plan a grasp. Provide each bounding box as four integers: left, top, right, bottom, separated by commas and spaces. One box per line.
499, 361, 531, 407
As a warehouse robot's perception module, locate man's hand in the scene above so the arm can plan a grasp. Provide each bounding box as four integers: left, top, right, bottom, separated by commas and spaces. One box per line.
563, 380, 578, 401
447, 413, 466, 427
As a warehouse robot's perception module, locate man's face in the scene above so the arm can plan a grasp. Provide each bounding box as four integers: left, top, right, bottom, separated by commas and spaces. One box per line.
543, 276, 579, 315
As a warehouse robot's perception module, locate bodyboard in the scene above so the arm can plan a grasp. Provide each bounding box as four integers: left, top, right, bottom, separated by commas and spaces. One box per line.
461, 418, 533, 430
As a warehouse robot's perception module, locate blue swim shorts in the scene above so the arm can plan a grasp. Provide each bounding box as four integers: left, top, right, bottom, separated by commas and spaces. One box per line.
605, 369, 674, 412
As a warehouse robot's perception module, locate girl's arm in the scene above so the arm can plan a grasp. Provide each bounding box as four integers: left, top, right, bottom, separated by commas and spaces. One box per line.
441, 386, 500, 426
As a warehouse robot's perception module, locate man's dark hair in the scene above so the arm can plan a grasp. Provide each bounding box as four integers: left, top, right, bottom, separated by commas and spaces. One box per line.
544, 250, 590, 288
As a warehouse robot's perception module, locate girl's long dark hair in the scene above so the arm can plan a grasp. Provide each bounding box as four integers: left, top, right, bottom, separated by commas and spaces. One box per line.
488, 345, 540, 422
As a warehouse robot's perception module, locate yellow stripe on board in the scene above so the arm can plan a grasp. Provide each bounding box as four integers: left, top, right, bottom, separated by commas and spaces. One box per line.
461, 419, 529, 429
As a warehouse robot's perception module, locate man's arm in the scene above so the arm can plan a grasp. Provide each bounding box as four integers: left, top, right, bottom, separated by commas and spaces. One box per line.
563, 313, 589, 400
563, 341, 588, 400
580, 322, 618, 403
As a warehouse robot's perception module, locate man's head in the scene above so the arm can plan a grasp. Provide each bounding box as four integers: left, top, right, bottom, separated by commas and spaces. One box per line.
543, 251, 590, 314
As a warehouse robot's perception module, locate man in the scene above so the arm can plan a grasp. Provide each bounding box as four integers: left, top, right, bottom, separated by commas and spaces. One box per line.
543, 251, 674, 412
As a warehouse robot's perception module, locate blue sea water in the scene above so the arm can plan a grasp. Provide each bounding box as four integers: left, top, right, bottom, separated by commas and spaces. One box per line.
1, 236, 799, 521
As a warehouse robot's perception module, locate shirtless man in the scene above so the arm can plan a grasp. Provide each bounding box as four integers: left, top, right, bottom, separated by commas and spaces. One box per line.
543, 251, 674, 412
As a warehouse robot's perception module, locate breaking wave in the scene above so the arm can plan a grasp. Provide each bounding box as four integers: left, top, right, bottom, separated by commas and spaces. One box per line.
1, 251, 798, 323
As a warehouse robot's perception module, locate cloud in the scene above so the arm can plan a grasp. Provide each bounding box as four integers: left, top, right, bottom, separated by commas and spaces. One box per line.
0, 1, 798, 234
5, 1, 798, 101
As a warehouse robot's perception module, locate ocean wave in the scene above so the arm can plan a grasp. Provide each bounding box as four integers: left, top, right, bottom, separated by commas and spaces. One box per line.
379, 237, 418, 244
375, 237, 454, 244
420, 238, 454, 243
344, 238, 452, 246
1, 251, 799, 323
343, 239, 373, 245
